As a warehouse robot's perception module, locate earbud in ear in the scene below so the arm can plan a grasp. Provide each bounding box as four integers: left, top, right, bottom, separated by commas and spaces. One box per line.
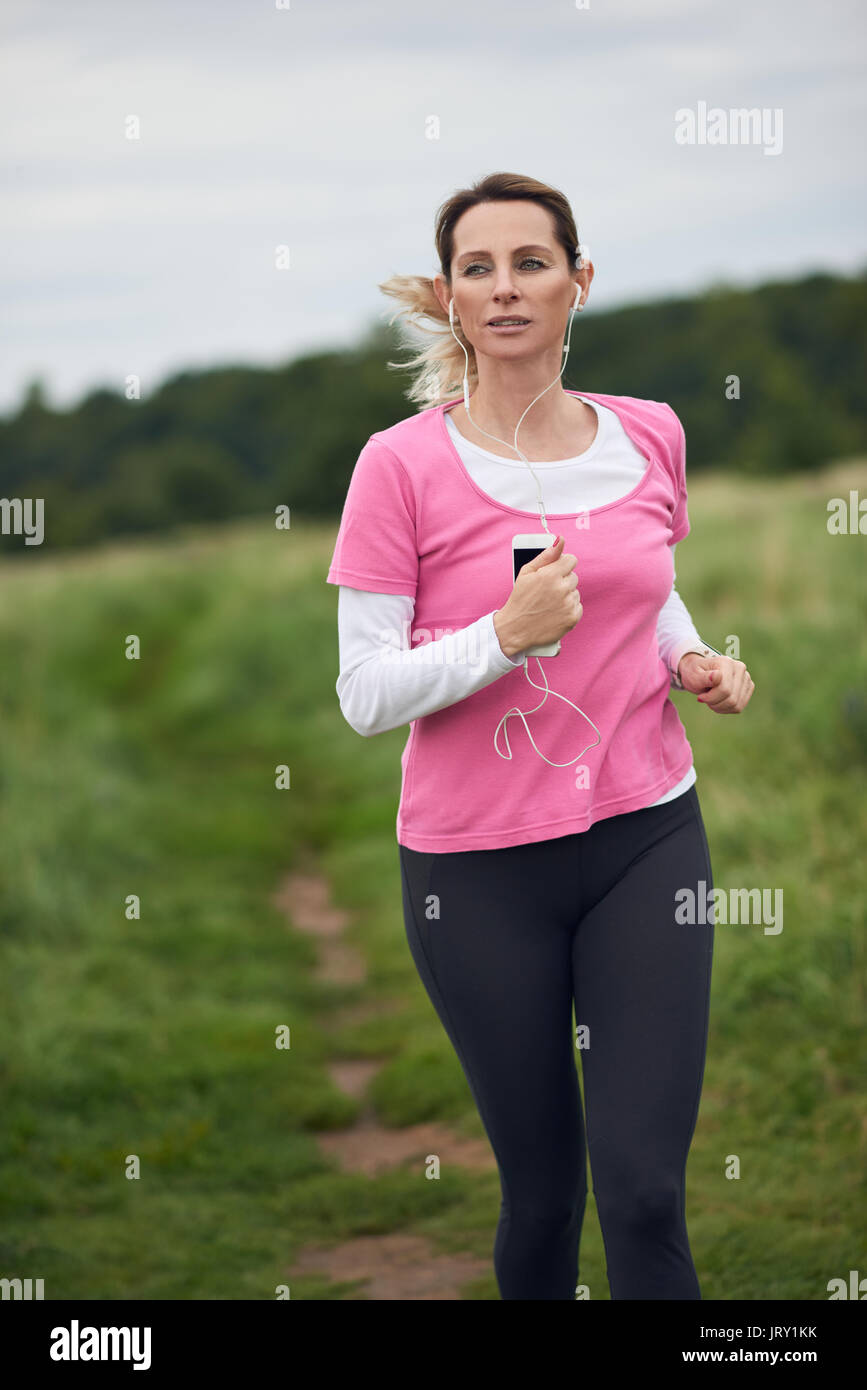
449, 297, 455, 325
573, 284, 582, 311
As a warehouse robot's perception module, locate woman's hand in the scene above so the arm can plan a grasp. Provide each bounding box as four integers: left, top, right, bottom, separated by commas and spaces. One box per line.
493, 535, 582, 658
678, 652, 755, 713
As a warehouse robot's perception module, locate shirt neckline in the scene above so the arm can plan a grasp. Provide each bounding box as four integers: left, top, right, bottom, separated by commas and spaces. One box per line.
437, 389, 659, 521
443, 395, 608, 468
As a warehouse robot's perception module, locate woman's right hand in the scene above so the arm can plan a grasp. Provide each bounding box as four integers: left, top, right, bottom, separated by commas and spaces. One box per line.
493, 535, 583, 659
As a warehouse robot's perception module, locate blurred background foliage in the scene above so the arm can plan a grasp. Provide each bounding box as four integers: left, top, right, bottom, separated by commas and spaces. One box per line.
2, 269, 865, 553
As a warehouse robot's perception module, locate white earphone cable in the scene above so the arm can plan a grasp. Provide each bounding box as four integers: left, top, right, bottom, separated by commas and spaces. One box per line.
446, 243, 603, 768
493, 656, 603, 767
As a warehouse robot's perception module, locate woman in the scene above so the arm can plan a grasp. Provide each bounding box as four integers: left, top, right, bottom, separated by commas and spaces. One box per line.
326, 171, 755, 1300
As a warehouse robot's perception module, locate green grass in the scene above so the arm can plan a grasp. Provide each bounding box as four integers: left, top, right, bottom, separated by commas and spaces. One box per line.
0, 459, 865, 1300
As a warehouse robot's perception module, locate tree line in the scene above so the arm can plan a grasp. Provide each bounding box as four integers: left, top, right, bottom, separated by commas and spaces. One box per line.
1, 269, 864, 553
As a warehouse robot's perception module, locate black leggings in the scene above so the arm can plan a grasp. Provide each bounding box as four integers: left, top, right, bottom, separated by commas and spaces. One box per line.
398, 784, 715, 1301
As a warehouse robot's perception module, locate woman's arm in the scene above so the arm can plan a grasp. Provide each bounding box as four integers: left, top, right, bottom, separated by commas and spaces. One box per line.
335, 587, 526, 737
658, 547, 721, 687
338, 542, 716, 736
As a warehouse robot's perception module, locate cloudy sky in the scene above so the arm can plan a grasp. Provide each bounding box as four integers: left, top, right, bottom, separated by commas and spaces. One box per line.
2, 0, 864, 413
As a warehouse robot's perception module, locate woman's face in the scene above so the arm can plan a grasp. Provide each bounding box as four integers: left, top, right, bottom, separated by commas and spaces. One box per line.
433, 199, 592, 363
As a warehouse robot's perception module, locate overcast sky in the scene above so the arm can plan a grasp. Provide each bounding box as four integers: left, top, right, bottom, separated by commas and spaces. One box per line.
2, 0, 865, 414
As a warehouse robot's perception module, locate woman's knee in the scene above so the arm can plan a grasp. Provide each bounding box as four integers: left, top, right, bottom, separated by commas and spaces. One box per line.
502, 1182, 587, 1234
595, 1174, 683, 1238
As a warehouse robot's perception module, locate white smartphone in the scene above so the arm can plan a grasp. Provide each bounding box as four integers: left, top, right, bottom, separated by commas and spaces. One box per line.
512, 533, 561, 658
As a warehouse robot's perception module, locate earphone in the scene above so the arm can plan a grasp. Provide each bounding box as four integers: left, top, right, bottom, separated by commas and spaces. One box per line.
446, 242, 602, 768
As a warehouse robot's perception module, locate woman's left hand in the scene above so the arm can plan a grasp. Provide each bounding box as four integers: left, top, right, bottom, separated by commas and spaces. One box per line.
678, 653, 755, 713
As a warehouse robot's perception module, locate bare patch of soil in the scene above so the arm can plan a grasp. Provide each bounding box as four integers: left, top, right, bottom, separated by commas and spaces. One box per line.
273, 866, 497, 1297
271, 872, 366, 984
287, 1233, 489, 1301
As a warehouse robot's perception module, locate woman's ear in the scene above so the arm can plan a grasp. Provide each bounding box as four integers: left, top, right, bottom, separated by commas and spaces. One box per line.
432, 273, 451, 319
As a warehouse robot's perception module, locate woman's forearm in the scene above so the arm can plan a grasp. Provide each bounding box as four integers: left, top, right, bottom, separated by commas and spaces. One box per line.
336, 586, 525, 737
657, 551, 713, 682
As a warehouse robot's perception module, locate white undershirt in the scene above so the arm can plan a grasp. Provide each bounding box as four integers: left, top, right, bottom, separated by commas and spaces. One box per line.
335, 397, 712, 810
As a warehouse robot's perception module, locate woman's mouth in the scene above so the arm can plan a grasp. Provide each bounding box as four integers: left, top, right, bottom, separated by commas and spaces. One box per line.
487, 318, 531, 333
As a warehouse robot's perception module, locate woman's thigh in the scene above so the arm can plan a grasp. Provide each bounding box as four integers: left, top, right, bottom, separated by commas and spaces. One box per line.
570, 788, 715, 1186
398, 841, 585, 1193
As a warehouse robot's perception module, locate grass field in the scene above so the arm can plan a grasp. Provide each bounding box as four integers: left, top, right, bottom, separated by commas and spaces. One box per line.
1, 459, 865, 1300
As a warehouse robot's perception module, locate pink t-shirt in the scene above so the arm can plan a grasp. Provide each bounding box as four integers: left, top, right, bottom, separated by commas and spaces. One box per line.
326, 389, 695, 853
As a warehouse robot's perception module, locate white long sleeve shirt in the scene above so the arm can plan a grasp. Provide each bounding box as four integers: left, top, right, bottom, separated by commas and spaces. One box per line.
335, 396, 716, 808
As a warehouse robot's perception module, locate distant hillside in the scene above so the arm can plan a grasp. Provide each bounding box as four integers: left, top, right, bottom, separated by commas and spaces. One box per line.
1, 269, 865, 553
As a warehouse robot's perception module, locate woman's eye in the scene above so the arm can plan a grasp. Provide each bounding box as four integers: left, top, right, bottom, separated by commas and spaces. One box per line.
462, 257, 548, 276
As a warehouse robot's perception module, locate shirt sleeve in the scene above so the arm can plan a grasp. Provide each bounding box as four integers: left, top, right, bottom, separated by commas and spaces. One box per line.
335, 587, 526, 737
657, 575, 704, 676
664, 405, 690, 544
326, 435, 420, 596
658, 548, 721, 688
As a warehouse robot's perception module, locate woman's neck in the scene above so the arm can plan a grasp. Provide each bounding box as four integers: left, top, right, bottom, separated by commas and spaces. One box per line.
450, 386, 596, 461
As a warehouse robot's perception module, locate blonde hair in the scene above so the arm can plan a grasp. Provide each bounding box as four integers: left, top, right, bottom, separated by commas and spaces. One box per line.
378, 171, 582, 411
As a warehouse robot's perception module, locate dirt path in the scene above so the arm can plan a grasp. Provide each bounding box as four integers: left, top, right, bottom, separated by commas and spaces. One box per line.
271, 869, 495, 1299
